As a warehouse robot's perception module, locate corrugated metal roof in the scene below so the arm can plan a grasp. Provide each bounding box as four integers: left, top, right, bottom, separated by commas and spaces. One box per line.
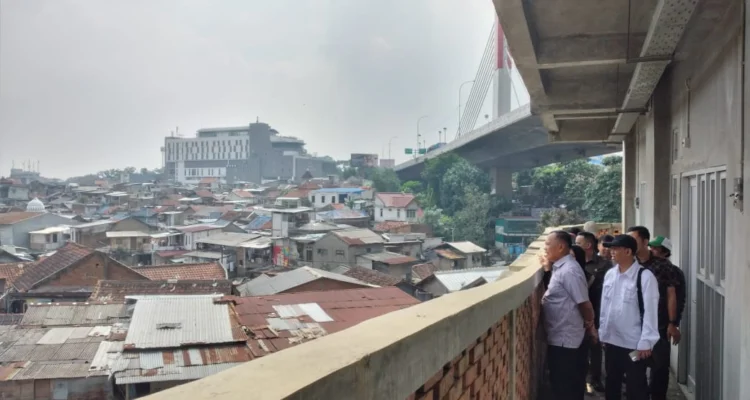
196, 232, 260, 247
115, 363, 244, 384
124, 296, 241, 349
7, 361, 106, 380
106, 231, 151, 238
431, 267, 512, 292
331, 228, 385, 245
435, 249, 465, 260
20, 303, 128, 327
445, 241, 487, 254
236, 266, 373, 296
183, 251, 223, 260
230, 287, 419, 360
357, 251, 417, 264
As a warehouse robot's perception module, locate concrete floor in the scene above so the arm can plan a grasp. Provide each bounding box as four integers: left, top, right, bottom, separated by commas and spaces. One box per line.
583, 373, 687, 399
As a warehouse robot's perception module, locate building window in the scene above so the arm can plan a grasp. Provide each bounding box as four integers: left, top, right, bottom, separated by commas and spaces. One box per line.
397, 209, 401, 218
671, 128, 680, 164
311, 196, 316, 203
379, 208, 383, 217
407, 210, 416, 219
671, 175, 678, 208
321, 196, 326, 203
335, 250, 345, 257
366, 247, 372, 253
317, 249, 328, 256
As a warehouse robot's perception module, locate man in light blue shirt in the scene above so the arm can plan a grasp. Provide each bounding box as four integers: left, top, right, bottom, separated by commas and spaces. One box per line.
600, 234, 660, 400
540, 230, 596, 400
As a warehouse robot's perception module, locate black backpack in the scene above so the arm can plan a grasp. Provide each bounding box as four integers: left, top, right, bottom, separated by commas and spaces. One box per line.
636, 268, 646, 325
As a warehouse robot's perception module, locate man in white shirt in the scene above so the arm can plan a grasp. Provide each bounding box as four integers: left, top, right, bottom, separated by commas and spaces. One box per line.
540, 230, 597, 399
599, 234, 660, 399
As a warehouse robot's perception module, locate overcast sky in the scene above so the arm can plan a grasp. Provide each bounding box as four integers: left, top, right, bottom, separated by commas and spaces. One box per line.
0, 0, 528, 179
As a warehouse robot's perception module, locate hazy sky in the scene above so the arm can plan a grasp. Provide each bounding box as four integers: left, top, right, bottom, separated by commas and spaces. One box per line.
0, 0, 527, 179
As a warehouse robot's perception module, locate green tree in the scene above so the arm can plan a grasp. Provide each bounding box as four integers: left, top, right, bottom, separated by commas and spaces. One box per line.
420, 207, 453, 239
370, 168, 401, 192
401, 180, 424, 194
562, 159, 601, 212
440, 159, 490, 214
584, 156, 623, 221
421, 153, 462, 208
341, 167, 358, 179
452, 185, 494, 247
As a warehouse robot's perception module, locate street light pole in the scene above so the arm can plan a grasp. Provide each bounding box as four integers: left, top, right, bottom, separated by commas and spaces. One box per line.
417, 115, 428, 158
457, 80, 474, 137
388, 136, 397, 159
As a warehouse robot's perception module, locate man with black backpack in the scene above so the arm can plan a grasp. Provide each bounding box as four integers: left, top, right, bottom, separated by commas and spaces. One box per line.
599, 234, 660, 399
648, 235, 687, 400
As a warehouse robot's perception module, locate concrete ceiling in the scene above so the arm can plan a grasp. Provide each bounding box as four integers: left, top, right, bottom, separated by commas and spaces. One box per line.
493, 0, 705, 141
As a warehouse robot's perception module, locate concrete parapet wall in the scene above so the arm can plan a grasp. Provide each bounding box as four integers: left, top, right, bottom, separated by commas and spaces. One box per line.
145, 229, 574, 400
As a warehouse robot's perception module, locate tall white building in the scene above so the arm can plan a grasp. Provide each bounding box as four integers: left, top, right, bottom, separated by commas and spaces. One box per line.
164, 122, 336, 185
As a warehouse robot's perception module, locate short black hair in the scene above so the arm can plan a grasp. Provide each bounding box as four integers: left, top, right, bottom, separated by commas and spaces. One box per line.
567, 227, 583, 236
571, 245, 587, 268
627, 226, 651, 241
550, 230, 573, 249
600, 234, 615, 244
578, 231, 598, 248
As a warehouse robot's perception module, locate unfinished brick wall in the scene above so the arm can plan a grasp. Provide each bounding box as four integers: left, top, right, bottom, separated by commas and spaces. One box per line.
46, 253, 148, 288
408, 282, 545, 400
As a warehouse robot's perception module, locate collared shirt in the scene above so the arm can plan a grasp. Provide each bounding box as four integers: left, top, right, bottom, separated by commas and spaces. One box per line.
586, 256, 613, 316
542, 254, 589, 348
598, 260, 660, 351
640, 254, 679, 329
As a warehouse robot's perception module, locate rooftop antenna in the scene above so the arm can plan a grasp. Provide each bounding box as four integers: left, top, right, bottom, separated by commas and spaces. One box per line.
256, 116, 259, 123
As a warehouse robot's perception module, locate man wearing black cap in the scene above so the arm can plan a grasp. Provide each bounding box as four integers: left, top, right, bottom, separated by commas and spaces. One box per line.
599, 234, 660, 400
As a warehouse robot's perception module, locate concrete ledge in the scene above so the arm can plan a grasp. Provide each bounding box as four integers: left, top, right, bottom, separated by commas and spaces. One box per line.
146, 250, 545, 400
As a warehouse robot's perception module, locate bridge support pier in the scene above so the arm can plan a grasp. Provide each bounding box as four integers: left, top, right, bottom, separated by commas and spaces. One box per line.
490, 167, 513, 199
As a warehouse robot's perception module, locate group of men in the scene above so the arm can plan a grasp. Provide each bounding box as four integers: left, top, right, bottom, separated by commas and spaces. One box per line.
540, 225, 685, 399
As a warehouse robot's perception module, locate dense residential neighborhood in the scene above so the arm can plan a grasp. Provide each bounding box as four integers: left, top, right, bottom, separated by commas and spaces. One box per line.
0, 160, 508, 398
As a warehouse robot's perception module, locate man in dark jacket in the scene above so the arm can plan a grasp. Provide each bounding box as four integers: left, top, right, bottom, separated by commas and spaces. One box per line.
576, 232, 612, 392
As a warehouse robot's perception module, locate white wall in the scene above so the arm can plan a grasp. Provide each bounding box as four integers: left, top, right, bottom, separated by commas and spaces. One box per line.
309, 191, 363, 208
631, 15, 748, 398
373, 199, 419, 223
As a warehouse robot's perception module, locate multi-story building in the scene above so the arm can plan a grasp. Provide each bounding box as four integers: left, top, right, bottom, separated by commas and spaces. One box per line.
164, 121, 337, 184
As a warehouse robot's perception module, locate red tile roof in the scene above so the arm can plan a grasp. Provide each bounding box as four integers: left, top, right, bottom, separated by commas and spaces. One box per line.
134, 263, 226, 280
231, 190, 254, 198
0, 262, 31, 286
376, 193, 415, 208
282, 189, 309, 199
194, 190, 215, 199
340, 266, 403, 286
0, 212, 43, 225
12, 243, 95, 291
89, 279, 233, 302
227, 287, 419, 359
199, 177, 218, 184
411, 262, 438, 282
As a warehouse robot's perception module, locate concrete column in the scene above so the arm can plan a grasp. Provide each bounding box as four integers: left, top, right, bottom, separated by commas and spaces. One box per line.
622, 134, 636, 228
490, 167, 513, 199
651, 86, 672, 237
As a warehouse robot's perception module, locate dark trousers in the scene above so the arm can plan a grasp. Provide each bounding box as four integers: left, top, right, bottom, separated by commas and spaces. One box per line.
649, 331, 671, 400
548, 339, 587, 400
604, 344, 649, 400
589, 340, 603, 383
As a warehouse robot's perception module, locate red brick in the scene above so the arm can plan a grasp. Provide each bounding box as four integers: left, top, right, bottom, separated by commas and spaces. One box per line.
437, 369, 456, 398
423, 369, 444, 391
444, 382, 463, 400
469, 341, 485, 364
479, 353, 490, 373
454, 353, 469, 378
462, 363, 478, 389
415, 389, 434, 400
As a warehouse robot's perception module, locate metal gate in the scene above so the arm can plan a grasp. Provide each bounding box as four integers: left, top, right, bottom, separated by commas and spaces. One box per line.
681, 169, 726, 400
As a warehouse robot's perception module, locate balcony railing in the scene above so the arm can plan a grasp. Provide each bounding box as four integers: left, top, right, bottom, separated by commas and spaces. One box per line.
145, 223, 620, 400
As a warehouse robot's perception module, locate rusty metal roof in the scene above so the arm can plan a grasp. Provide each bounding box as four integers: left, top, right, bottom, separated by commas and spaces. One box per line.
434, 249, 466, 260
12, 242, 94, 291
1, 361, 107, 381
334, 266, 403, 287
124, 295, 243, 349
0, 212, 43, 225
357, 251, 417, 265
228, 287, 419, 359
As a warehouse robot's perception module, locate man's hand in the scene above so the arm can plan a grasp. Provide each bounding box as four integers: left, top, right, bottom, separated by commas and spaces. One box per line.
638, 350, 652, 360
587, 326, 599, 344
539, 254, 552, 272
668, 324, 681, 345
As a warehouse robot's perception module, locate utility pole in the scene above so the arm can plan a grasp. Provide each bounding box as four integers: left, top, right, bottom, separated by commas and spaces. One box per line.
416, 115, 428, 158
388, 136, 397, 159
